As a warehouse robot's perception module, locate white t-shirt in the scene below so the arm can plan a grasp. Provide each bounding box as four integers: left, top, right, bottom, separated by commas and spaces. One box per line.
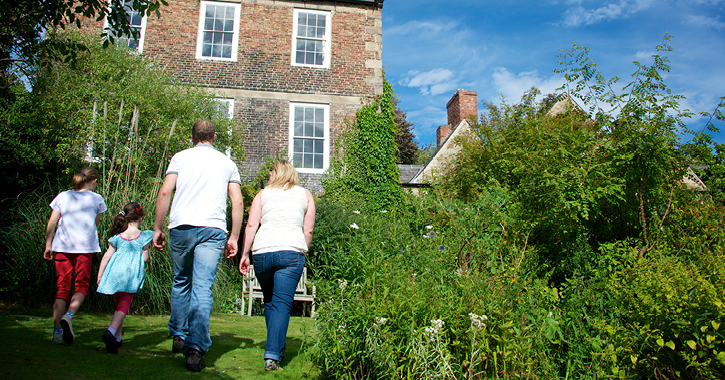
166, 144, 241, 232
50, 190, 107, 253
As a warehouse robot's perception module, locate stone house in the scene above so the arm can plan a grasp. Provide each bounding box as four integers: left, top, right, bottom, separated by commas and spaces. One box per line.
84, 0, 385, 191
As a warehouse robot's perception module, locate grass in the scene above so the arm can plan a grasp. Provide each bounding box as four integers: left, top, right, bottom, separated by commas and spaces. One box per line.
0, 305, 319, 379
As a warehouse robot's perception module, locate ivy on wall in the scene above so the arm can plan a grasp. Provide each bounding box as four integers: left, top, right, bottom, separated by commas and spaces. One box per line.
321, 78, 401, 210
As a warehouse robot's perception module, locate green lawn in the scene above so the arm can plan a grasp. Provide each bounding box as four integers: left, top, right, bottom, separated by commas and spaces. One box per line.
0, 308, 319, 379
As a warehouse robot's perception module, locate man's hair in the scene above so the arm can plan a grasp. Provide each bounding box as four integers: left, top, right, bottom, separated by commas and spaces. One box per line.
267, 160, 299, 190
192, 120, 216, 143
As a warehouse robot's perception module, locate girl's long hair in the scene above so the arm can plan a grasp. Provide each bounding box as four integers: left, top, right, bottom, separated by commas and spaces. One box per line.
109, 202, 145, 237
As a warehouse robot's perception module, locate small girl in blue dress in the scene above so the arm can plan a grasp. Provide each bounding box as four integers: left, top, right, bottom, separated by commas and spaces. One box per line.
97, 202, 153, 354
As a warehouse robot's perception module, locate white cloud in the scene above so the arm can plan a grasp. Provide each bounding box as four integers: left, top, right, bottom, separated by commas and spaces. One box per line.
386, 20, 459, 38
561, 0, 655, 27
491, 67, 566, 102
634, 50, 656, 60
683, 14, 725, 30
403, 68, 459, 96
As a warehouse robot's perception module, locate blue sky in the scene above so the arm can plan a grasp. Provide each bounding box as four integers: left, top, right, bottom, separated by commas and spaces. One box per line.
381, 0, 725, 147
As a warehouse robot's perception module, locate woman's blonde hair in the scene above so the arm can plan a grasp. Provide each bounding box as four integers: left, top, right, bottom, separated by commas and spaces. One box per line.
266, 160, 299, 189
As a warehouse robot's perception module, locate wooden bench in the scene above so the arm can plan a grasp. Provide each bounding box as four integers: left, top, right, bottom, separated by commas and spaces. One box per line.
242, 266, 316, 317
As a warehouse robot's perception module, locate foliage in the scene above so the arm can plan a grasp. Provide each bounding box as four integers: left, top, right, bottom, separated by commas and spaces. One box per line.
308, 189, 563, 379
683, 98, 725, 205
321, 78, 402, 211
414, 141, 436, 165
0, 0, 167, 76
393, 98, 419, 164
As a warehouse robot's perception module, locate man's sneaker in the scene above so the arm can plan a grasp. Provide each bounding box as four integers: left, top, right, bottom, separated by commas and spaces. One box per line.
172, 336, 184, 353
184, 349, 206, 372
60, 314, 75, 344
52, 333, 64, 344
264, 359, 283, 371
102, 330, 118, 354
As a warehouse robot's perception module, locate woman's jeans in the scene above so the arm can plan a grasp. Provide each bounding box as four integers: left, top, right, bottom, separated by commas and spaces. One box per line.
252, 250, 305, 361
167, 226, 226, 354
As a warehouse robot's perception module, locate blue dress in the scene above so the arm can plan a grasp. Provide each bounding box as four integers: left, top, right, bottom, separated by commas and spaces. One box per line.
97, 230, 154, 294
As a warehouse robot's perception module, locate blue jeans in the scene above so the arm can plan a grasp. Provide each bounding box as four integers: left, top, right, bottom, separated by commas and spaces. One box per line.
252, 250, 305, 361
168, 225, 226, 354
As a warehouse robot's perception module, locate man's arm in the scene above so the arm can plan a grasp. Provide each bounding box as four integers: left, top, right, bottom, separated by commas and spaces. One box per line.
153, 173, 177, 251
224, 182, 244, 259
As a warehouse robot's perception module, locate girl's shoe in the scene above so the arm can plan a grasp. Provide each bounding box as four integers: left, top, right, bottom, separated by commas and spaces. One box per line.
102, 330, 118, 354
264, 359, 283, 371
60, 314, 74, 344
52, 334, 64, 344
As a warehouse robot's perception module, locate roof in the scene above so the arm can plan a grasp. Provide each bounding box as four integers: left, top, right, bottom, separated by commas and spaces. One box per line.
398, 165, 423, 183
294, 0, 384, 7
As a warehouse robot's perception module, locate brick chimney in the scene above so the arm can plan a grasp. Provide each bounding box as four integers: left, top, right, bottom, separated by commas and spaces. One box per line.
446, 89, 477, 128
436, 124, 452, 148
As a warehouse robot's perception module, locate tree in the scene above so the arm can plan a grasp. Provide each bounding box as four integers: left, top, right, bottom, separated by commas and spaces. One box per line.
393, 99, 418, 164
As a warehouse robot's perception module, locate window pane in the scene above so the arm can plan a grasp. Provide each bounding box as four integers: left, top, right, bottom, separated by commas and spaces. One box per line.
131, 13, 142, 26
293, 139, 303, 153
304, 139, 313, 153
294, 153, 303, 165
315, 53, 323, 65
225, 6, 235, 20
223, 33, 232, 44
202, 44, 211, 57
222, 45, 231, 58
314, 140, 323, 154
206, 6, 215, 18
215, 6, 225, 19
303, 154, 313, 168
212, 44, 221, 57
315, 108, 324, 122
304, 108, 314, 122
314, 122, 323, 138
313, 153, 323, 169
224, 19, 234, 32
294, 121, 303, 136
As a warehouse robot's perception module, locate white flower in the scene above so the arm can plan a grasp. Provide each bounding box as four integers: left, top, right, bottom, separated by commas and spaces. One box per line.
380, 210, 387, 213
469, 313, 488, 329
375, 317, 387, 325
338, 279, 348, 290
425, 225, 433, 230
338, 325, 346, 333
353, 210, 360, 214
350, 223, 359, 229
424, 319, 444, 340
422, 234, 429, 238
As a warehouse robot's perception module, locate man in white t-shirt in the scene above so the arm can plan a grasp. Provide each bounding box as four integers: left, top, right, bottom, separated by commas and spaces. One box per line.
153, 119, 244, 372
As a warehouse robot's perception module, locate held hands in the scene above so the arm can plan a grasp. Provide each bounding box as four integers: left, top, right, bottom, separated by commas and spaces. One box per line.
238, 254, 250, 276
153, 230, 165, 251
224, 237, 238, 260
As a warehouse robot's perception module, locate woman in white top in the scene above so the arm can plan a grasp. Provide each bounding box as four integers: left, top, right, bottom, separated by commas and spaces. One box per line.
239, 160, 315, 371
